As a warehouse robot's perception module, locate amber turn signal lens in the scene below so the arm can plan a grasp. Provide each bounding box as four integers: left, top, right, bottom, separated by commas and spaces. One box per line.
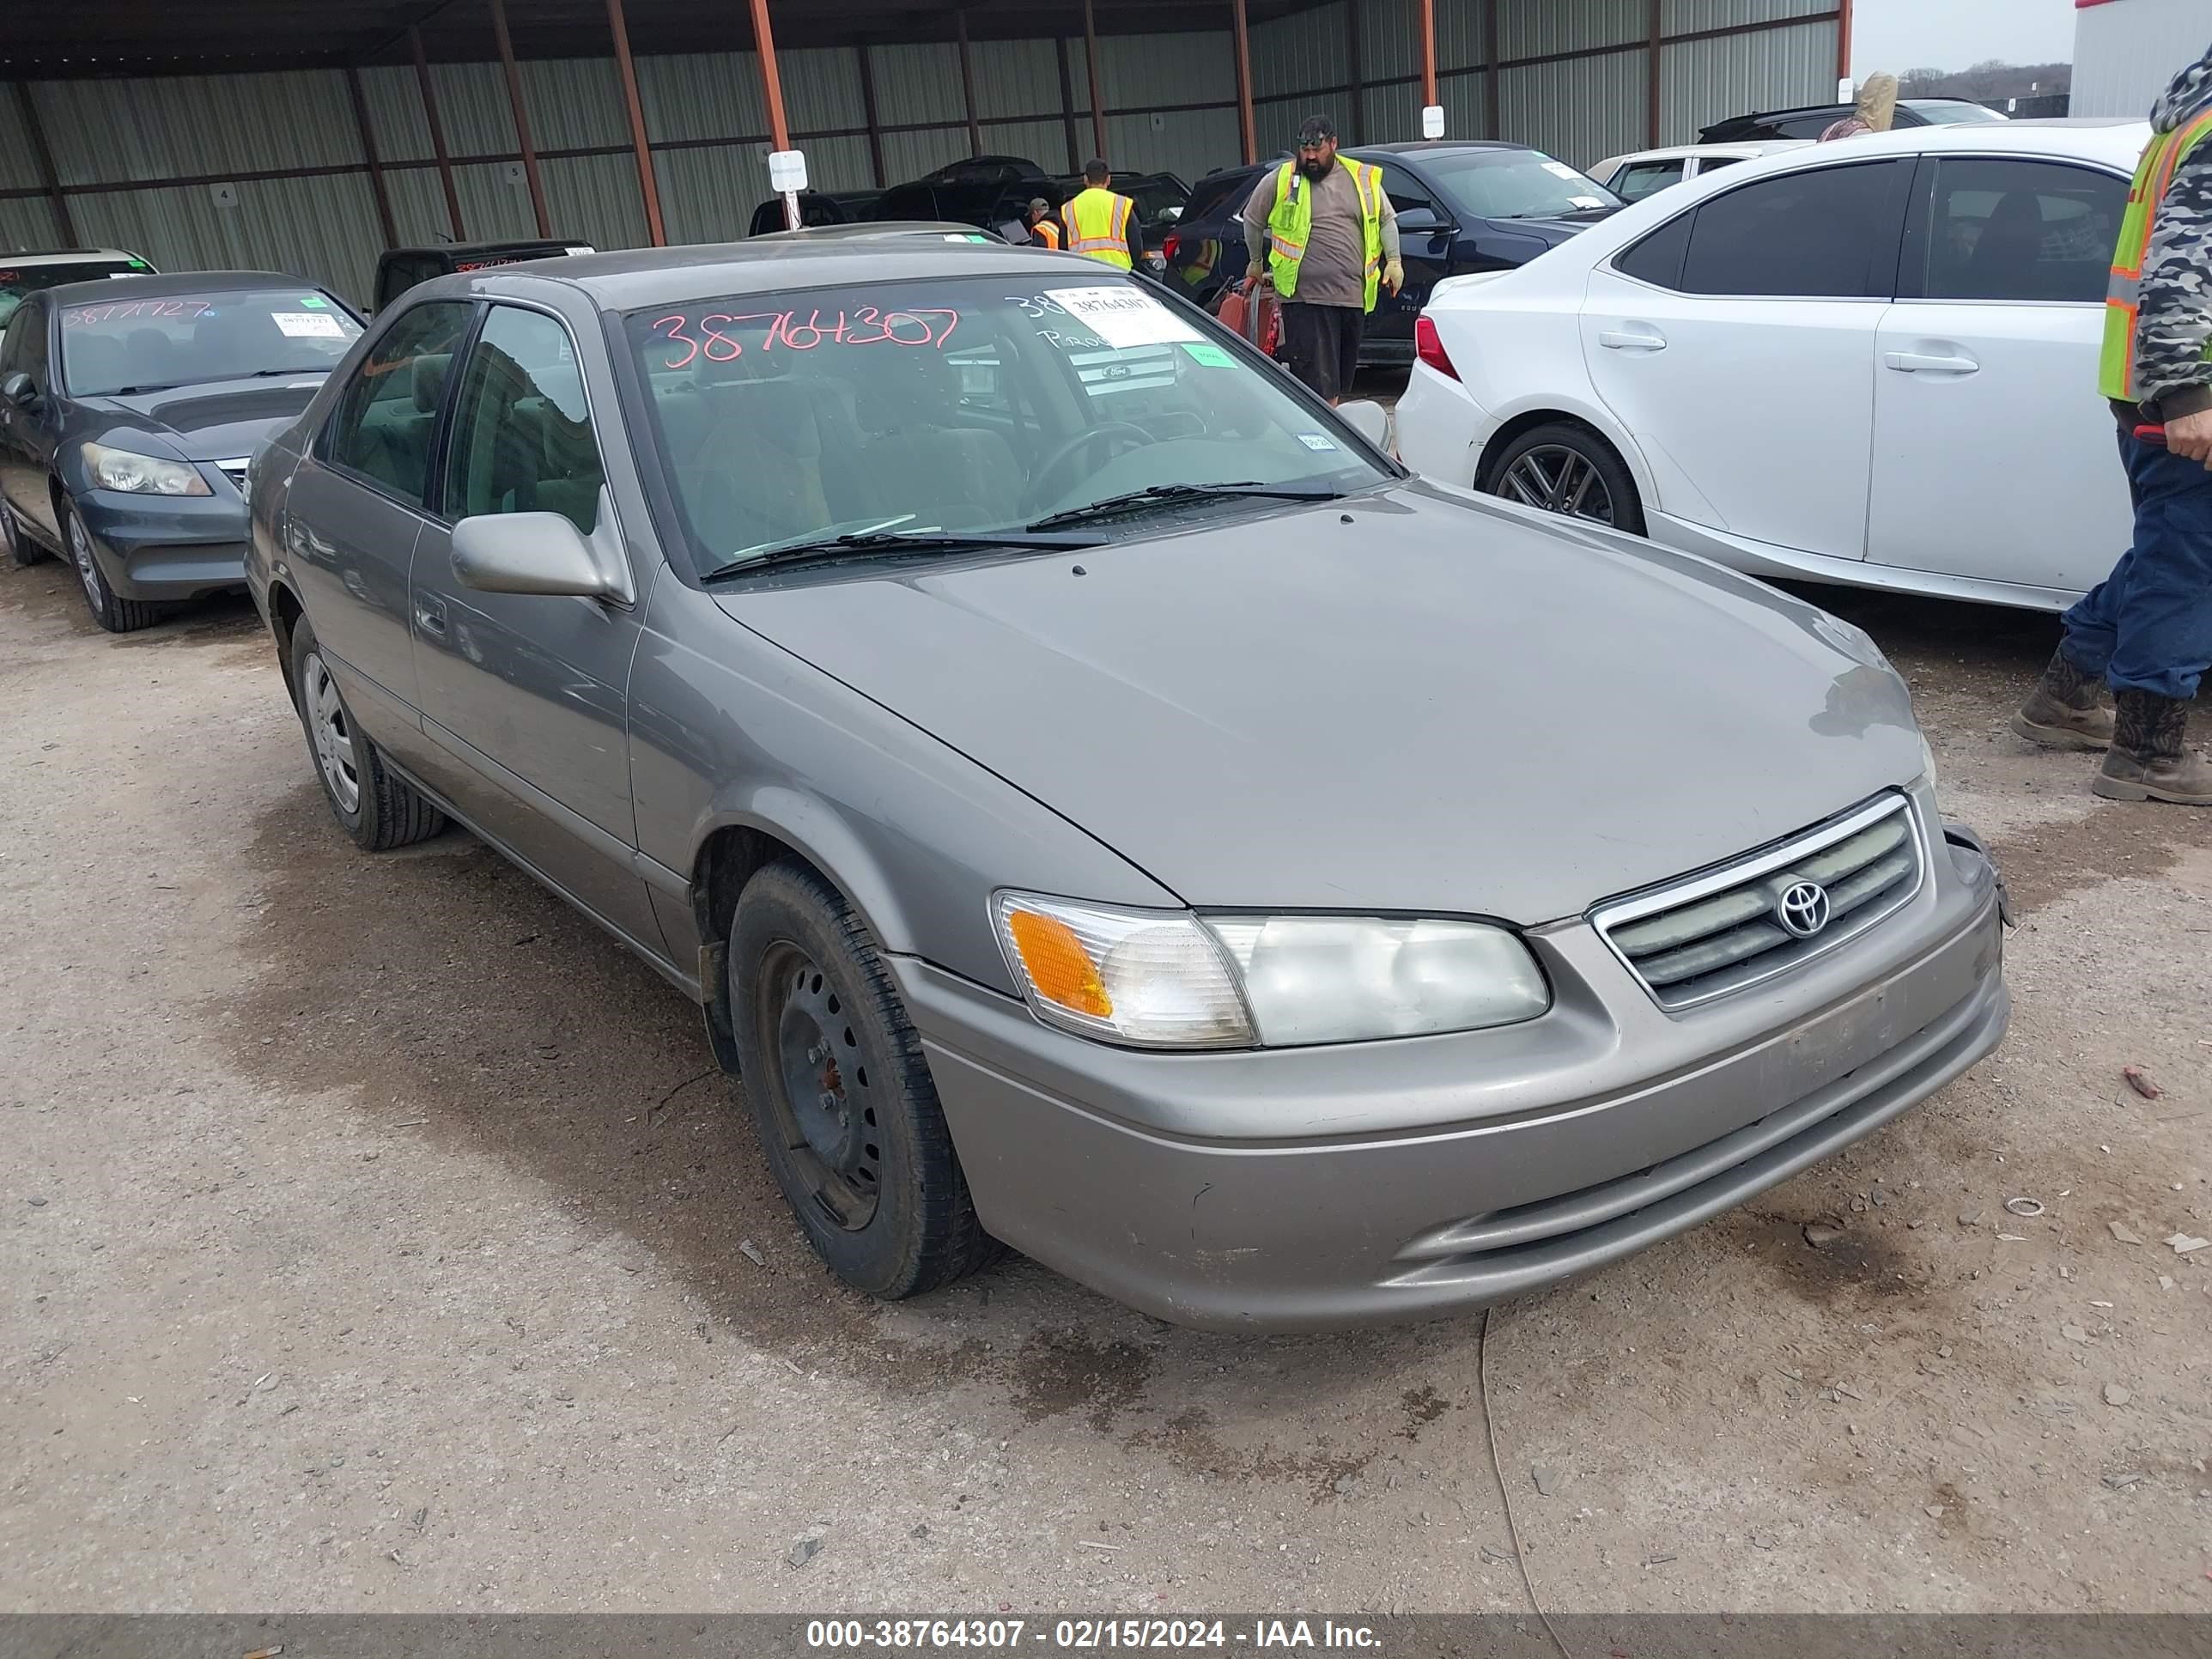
1006, 909, 1114, 1018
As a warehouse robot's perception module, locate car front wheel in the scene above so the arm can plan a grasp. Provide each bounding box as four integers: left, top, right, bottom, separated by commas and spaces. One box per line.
288, 615, 445, 851
730, 860, 1000, 1300
1483, 423, 1645, 536
63, 501, 164, 631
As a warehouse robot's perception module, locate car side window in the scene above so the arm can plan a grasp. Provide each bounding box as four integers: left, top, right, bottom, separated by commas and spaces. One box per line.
1613, 160, 1686, 203
442, 304, 605, 536
324, 301, 474, 509
0, 305, 34, 382
1376, 163, 1439, 216
1614, 211, 1693, 289
1912, 157, 2127, 305
1679, 161, 1910, 298
1694, 155, 1746, 178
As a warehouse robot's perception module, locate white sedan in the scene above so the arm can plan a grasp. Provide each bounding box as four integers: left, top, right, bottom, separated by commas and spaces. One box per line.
1588, 140, 1806, 203
1397, 119, 2146, 611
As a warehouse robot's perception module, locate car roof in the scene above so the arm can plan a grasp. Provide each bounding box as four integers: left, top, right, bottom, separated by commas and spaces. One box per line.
1348, 140, 1528, 156
1596, 140, 1807, 166
751, 221, 1006, 243
456, 238, 1095, 311
2, 247, 143, 265
383, 240, 576, 258
1809, 117, 2148, 168
39, 270, 330, 305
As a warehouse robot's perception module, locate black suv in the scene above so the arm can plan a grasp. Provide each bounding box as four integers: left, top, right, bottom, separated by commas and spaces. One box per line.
1698, 98, 2007, 143
373, 240, 592, 311
1161, 141, 1621, 366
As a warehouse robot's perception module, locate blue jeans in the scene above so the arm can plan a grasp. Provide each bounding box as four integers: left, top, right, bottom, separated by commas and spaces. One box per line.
2062, 425, 2212, 702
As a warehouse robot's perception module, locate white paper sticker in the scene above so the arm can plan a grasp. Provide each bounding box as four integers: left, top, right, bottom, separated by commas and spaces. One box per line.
1541, 160, 1583, 180
272, 312, 348, 339
1047, 284, 1202, 349
1297, 433, 1339, 452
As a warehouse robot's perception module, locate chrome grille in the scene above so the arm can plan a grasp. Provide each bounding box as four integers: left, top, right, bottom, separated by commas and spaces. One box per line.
1592, 794, 1923, 1010
214, 457, 251, 493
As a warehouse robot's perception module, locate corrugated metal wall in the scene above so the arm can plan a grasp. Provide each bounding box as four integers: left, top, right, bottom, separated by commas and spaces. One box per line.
3, 0, 1838, 305
2072, 0, 2202, 118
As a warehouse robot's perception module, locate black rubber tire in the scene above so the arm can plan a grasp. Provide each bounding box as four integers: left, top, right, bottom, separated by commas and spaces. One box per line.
287, 615, 446, 852
3, 500, 49, 567
1481, 422, 1646, 537
63, 500, 165, 632
730, 860, 1000, 1300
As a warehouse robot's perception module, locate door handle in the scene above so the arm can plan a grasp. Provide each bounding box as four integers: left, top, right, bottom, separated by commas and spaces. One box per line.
1598, 329, 1666, 351
1884, 350, 1978, 374
414, 594, 447, 636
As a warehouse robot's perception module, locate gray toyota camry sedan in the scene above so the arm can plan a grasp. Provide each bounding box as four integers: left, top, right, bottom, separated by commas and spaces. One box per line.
245, 240, 2008, 1332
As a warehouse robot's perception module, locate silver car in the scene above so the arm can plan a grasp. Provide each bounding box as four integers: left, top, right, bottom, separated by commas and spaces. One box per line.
246, 242, 2008, 1332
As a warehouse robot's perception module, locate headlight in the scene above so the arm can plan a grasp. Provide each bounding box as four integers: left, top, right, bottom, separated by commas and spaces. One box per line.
994, 893, 1550, 1050
1919, 732, 1941, 795
82, 441, 210, 497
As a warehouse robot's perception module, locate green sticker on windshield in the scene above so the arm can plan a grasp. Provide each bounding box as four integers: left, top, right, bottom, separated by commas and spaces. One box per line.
300, 294, 329, 307
128, 259, 149, 270
1181, 341, 1234, 368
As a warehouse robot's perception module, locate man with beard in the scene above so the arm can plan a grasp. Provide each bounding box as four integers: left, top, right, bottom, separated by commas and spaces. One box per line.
2013, 38, 2212, 804
1241, 115, 1402, 404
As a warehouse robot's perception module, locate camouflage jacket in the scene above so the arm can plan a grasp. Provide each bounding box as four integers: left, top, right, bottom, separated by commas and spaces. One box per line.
2137, 40, 2212, 417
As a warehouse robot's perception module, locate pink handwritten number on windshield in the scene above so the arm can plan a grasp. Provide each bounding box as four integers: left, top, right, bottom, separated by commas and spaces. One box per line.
655, 307, 959, 367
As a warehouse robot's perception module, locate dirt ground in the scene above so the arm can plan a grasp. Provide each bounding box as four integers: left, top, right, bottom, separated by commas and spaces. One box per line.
2, 532, 2208, 1618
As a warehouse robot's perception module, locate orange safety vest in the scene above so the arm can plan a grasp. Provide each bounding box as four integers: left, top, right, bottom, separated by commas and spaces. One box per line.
1032, 217, 1063, 251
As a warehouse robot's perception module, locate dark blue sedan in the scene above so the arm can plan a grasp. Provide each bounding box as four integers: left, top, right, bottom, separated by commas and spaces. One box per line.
1162, 139, 1622, 367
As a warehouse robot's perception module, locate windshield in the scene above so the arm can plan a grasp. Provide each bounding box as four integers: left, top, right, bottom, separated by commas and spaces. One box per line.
1909, 100, 2008, 125
625, 275, 1388, 574
1420, 149, 1621, 218
58, 289, 363, 396
0, 258, 148, 328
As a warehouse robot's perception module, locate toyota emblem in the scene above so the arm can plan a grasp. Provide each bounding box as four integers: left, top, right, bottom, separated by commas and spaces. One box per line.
1776, 880, 1832, 939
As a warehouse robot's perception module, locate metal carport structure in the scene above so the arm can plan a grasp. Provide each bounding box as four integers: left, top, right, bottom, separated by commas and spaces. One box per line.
3, 0, 1850, 305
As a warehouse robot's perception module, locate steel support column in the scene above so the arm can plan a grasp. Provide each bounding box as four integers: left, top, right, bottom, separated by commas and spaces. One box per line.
1482, 0, 1500, 138
1231, 0, 1255, 165
605, 0, 665, 245
1345, 0, 1365, 145
410, 26, 465, 240
1837, 0, 1854, 86
857, 41, 887, 187
489, 0, 550, 239
1419, 0, 1438, 114
12, 82, 76, 249
747, 0, 799, 228
1083, 0, 1106, 163
1054, 36, 1081, 173
957, 10, 983, 158
345, 67, 399, 249
1647, 0, 1663, 145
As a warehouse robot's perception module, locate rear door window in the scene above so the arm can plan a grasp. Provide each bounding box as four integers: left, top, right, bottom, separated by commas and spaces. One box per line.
323, 301, 474, 509
1612, 160, 1686, 203
1907, 156, 2126, 305
1678, 161, 1911, 298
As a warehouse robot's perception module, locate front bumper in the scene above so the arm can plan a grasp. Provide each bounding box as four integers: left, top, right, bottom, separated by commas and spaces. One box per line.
76, 489, 249, 601
896, 807, 2007, 1332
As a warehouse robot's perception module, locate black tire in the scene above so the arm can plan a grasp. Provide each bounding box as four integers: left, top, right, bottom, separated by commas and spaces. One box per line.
3, 500, 49, 567
1481, 422, 1645, 537
730, 860, 1000, 1299
62, 499, 165, 631
287, 615, 445, 852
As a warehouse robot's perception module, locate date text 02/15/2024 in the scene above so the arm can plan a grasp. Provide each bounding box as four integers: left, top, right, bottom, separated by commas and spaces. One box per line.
804, 1619, 1383, 1650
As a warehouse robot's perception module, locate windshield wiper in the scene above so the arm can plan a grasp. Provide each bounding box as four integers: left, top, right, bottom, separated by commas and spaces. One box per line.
1027, 480, 1346, 532
700, 527, 1106, 582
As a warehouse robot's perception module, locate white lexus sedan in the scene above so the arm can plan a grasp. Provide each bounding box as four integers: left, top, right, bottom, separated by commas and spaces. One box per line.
1397, 119, 2147, 611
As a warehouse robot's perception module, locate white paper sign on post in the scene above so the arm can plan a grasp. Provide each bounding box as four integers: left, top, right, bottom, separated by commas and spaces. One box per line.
768, 149, 809, 192
1047, 285, 1203, 349
1421, 104, 1445, 140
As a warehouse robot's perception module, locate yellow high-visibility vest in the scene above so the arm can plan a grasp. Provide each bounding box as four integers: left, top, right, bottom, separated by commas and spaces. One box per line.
2100, 111, 2212, 402
1065, 187, 1135, 268
1264, 156, 1385, 310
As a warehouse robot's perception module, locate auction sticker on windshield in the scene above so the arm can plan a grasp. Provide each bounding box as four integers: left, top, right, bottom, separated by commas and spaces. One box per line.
273, 312, 349, 339
1047, 285, 1201, 349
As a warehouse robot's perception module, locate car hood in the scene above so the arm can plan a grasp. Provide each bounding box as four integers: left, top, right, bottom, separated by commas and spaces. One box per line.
77, 375, 331, 462
713, 483, 1925, 924
1488, 209, 1615, 243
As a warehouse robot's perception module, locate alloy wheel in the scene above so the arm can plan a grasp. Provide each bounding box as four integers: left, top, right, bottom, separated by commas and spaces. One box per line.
763, 945, 881, 1232
68, 514, 103, 610
302, 652, 362, 815
1500, 445, 1617, 525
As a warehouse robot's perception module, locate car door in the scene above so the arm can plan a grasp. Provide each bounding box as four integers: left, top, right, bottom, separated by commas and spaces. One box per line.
0, 301, 56, 540
408, 299, 661, 951
1370, 161, 1455, 357
283, 299, 474, 763
1581, 157, 1912, 562
1867, 154, 2132, 594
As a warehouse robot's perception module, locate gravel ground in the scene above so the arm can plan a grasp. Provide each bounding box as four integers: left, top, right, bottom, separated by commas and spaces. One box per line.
2, 532, 2208, 1616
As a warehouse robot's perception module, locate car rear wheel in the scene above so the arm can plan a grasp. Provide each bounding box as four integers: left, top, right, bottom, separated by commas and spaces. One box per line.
730, 860, 1000, 1300
287, 615, 446, 852
3, 501, 48, 567
63, 501, 165, 632
1482, 423, 1645, 536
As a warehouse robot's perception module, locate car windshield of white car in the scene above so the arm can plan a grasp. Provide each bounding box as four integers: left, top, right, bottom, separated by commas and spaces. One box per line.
58, 289, 363, 397
1424, 150, 1621, 218
0, 258, 150, 328
624, 275, 1388, 576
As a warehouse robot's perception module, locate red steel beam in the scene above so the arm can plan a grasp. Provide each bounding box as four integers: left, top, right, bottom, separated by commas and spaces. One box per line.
489, 0, 551, 239
605, 0, 665, 245
410, 25, 466, 240
1231, 0, 1255, 165
747, 0, 796, 229
1419, 0, 1437, 111
1083, 0, 1106, 162
1837, 0, 1854, 85
345, 66, 399, 248
12, 82, 76, 249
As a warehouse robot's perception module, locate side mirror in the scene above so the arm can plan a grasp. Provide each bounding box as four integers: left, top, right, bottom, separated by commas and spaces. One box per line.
1335, 399, 1393, 453
1395, 205, 1455, 236
1, 371, 35, 409
451, 507, 626, 601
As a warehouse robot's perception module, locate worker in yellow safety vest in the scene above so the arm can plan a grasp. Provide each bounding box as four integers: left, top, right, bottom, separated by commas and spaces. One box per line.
2013, 35, 2212, 805
1239, 113, 1402, 404
1063, 160, 1141, 269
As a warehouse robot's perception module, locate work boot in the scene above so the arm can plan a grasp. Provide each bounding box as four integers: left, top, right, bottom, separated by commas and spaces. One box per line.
2094, 690, 2212, 805
2011, 647, 2114, 750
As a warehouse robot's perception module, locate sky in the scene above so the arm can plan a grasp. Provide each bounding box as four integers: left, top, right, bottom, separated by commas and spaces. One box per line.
1850, 0, 2078, 77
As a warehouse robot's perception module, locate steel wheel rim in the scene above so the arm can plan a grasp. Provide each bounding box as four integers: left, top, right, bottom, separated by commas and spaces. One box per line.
302, 651, 361, 815
68, 515, 102, 608
760, 944, 880, 1232
1501, 445, 1616, 525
